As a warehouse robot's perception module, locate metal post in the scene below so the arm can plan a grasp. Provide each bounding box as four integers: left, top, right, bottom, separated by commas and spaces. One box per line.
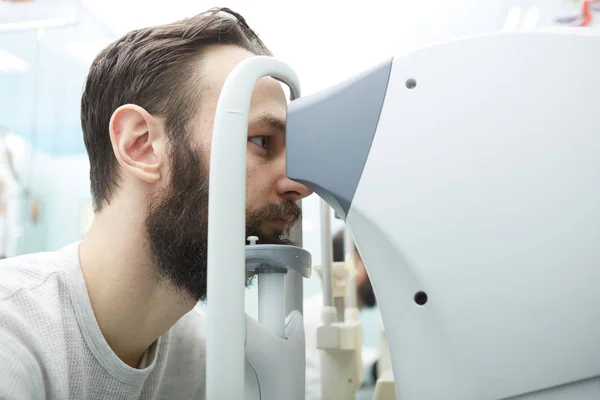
320, 199, 333, 308
285, 199, 304, 315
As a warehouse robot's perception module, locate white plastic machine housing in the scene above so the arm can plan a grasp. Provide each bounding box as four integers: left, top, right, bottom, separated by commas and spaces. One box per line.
286, 28, 600, 400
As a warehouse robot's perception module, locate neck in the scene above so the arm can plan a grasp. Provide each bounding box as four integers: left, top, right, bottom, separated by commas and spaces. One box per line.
78, 198, 195, 368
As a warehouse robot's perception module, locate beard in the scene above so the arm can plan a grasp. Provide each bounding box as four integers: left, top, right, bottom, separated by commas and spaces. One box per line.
144, 139, 301, 303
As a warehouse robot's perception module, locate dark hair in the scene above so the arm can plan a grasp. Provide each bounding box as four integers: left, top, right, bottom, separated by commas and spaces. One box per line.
80, 8, 271, 211
332, 230, 345, 262
333, 229, 359, 262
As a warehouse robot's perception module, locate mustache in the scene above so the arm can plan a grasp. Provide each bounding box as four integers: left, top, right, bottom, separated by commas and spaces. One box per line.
249, 200, 302, 226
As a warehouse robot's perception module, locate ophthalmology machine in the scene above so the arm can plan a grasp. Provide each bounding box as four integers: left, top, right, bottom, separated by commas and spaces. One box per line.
206, 28, 600, 400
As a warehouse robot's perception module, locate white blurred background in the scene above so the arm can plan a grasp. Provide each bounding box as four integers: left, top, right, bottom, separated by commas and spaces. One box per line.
0, 0, 596, 386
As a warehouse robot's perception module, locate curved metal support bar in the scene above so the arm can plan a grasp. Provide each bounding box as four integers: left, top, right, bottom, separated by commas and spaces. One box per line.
206, 55, 301, 400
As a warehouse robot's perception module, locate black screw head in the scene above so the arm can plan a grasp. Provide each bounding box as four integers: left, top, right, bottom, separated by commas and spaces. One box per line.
414, 291, 428, 306
406, 78, 417, 89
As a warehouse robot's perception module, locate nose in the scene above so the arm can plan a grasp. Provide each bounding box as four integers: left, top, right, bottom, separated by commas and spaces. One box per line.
273, 147, 313, 201
276, 175, 313, 201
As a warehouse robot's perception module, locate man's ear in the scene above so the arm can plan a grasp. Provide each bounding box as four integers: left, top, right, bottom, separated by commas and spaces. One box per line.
109, 104, 165, 184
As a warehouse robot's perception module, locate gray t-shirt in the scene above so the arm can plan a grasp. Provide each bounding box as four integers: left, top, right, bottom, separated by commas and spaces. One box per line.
0, 242, 206, 399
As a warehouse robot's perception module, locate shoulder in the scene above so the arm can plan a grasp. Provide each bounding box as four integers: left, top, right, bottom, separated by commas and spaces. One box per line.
0, 329, 45, 399
0, 244, 77, 343
0, 248, 62, 400
176, 306, 207, 330
169, 306, 207, 347
161, 307, 207, 370
0, 248, 65, 302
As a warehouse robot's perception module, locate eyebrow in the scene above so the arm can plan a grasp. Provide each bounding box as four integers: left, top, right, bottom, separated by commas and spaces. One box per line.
248, 113, 286, 134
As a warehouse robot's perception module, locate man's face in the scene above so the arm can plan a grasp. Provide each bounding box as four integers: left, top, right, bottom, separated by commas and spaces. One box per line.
145, 45, 312, 303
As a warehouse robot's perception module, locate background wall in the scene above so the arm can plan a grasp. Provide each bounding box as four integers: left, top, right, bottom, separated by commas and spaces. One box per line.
0, 2, 117, 256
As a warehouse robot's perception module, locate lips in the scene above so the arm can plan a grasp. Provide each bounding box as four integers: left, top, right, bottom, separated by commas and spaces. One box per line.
279, 214, 295, 223
271, 218, 291, 232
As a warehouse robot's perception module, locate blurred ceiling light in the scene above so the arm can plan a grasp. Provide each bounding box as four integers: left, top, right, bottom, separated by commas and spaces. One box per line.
502, 5, 522, 31
522, 6, 540, 29
62, 40, 112, 63
0, 16, 76, 32
0, 48, 28, 73
0, 0, 78, 32
80, 0, 207, 34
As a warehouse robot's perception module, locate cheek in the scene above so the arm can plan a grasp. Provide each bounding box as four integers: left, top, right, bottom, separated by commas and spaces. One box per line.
245, 154, 281, 213
245, 167, 266, 212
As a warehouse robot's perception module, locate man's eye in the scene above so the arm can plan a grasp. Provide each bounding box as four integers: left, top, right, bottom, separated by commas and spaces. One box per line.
250, 136, 269, 148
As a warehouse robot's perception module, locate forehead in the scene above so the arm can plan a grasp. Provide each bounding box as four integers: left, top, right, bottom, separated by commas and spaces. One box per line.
197, 44, 288, 126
